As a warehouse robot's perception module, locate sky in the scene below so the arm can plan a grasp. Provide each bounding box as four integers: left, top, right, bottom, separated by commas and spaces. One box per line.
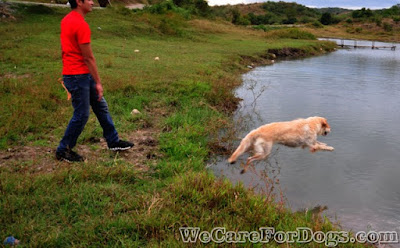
207, 0, 400, 9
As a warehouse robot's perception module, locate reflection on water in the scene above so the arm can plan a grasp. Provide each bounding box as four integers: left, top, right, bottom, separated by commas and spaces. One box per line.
210, 40, 400, 236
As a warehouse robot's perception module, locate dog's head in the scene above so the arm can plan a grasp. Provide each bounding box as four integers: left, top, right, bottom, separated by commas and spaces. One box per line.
310, 116, 331, 136
319, 117, 331, 136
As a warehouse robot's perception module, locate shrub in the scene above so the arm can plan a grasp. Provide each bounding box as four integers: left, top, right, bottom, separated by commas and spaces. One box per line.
114, 6, 133, 16
24, 5, 54, 14
172, 0, 210, 16
320, 12, 333, 25
352, 8, 374, 19
299, 16, 314, 24
145, 0, 179, 14
383, 22, 393, 32
312, 20, 323, 28
282, 16, 297, 24
253, 25, 282, 32
375, 17, 382, 26
270, 28, 316, 40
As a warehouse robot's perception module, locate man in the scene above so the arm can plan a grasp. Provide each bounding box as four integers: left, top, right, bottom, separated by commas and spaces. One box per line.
56, 0, 133, 162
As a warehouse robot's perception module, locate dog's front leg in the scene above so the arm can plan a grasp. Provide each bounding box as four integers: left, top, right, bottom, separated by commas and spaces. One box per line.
309, 143, 334, 152
241, 154, 263, 174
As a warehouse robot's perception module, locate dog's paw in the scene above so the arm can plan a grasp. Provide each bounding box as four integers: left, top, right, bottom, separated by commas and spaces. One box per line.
228, 158, 236, 164
326, 146, 334, 151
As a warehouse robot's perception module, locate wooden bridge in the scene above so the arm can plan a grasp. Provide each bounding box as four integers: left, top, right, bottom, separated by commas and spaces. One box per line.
338, 39, 396, 50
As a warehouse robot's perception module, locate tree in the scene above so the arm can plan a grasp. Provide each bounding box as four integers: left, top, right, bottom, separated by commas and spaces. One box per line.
172, 0, 210, 16
352, 8, 374, 19
320, 12, 332, 25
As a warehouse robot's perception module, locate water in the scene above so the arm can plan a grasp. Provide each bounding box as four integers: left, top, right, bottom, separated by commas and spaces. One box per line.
210, 40, 400, 236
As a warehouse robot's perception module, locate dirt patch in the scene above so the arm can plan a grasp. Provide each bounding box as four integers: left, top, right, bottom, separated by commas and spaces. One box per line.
267, 47, 309, 58
126, 3, 146, 9
0, 128, 161, 174
240, 54, 275, 68
0, 1, 16, 21
1, 73, 31, 79
0, 146, 55, 173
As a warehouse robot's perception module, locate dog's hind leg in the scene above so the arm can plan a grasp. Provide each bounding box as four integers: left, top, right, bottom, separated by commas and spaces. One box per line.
241, 140, 272, 174
228, 135, 252, 164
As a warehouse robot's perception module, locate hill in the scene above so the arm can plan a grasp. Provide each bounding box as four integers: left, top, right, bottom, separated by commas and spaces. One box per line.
212, 1, 321, 25
210, 1, 400, 41
315, 7, 351, 15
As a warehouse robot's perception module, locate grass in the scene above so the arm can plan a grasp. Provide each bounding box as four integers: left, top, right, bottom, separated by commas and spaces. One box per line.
300, 21, 400, 42
0, 4, 364, 247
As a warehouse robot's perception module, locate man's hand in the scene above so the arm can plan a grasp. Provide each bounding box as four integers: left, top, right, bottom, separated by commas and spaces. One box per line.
79, 42, 103, 101
95, 83, 103, 101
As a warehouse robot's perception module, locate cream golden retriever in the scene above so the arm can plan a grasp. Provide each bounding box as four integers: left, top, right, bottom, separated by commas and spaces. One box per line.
228, 116, 334, 173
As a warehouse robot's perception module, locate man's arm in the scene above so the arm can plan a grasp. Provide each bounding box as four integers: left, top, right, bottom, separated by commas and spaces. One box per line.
79, 43, 103, 101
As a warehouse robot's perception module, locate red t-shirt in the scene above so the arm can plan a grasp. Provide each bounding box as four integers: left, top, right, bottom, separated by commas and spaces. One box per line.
61, 11, 91, 75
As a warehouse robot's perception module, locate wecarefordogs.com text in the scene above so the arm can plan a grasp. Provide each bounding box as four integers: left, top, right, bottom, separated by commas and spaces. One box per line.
179, 227, 398, 246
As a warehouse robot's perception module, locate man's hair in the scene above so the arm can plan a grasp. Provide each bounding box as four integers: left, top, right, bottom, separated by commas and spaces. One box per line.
68, 0, 83, 9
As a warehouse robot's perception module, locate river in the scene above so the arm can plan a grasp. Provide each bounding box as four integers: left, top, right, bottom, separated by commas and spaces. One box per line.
210, 40, 400, 236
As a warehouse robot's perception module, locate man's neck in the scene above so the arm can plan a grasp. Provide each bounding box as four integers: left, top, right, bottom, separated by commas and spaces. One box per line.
73, 8, 86, 17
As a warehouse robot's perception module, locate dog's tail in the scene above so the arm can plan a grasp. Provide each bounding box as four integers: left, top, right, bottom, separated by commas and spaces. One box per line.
228, 133, 254, 164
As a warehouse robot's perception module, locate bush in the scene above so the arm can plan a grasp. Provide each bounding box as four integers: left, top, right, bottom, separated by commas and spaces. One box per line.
383, 22, 393, 32
146, 1, 179, 14
312, 20, 323, 28
24, 5, 54, 14
282, 16, 297, 24
375, 18, 382, 26
144, 0, 193, 18
253, 25, 282, 32
299, 16, 314, 24
114, 6, 133, 16
172, 0, 210, 16
320, 12, 332, 25
352, 8, 374, 19
270, 28, 316, 40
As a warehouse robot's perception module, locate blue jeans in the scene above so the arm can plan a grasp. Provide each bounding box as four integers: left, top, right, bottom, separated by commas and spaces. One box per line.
57, 74, 119, 152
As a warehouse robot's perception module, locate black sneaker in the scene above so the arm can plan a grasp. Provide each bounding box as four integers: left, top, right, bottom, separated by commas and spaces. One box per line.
108, 140, 134, 151
56, 149, 84, 162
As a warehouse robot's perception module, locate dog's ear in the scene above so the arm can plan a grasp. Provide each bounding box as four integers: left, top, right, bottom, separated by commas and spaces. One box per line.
321, 119, 327, 128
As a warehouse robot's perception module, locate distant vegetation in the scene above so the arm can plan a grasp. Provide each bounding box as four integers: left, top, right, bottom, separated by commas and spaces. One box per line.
4, 0, 399, 31
212, 1, 320, 25
210, 2, 400, 28
142, 0, 400, 36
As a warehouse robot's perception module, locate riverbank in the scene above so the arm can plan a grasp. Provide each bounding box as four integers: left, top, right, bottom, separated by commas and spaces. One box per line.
302, 25, 400, 43
0, 5, 365, 246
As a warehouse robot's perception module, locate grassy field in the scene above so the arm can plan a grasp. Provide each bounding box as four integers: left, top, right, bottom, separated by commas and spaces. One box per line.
301, 24, 400, 42
0, 4, 367, 247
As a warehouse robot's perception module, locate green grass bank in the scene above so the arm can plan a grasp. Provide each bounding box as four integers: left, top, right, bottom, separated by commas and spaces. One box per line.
0, 4, 365, 247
